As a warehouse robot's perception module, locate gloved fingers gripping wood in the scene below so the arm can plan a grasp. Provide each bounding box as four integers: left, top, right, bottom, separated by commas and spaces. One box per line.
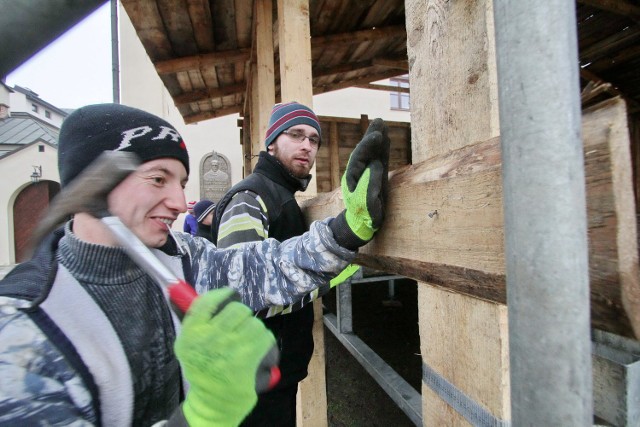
174, 288, 279, 426
330, 118, 390, 250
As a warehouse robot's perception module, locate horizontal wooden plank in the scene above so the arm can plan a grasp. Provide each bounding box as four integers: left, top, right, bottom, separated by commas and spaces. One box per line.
301, 97, 640, 338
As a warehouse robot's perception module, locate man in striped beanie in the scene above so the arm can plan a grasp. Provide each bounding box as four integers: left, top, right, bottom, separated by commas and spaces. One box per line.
213, 101, 323, 426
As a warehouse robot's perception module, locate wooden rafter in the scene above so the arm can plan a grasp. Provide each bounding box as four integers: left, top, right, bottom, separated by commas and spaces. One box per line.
155, 25, 405, 77
154, 49, 251, 74
313, 68, 407, 95
577, 0, 640, 23
173, 83, 246, 105
311, 25, 405, 49
580, 68, 640, 112
355, 83, 410, 93
372, 57, 408, 71
183, 105, 242, 124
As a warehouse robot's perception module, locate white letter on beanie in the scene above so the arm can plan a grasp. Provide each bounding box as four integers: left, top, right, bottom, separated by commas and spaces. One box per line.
154, 126, 182, 142
116, 126, 153, 150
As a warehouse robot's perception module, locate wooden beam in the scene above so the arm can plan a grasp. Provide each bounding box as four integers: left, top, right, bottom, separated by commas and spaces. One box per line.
581, 68, 640, 113
254, 0, 275, 156
577, 0, 640, 22
329, 122, 340, 189
183, 105, 242, 124
313, 69, 408, 95
173, 83, 245, 105
154, 48, 251, 74
311, 25, 406, 48
155, 25, 405, 76
372, 57, 409, 71
579, 28, 640, 64
355, 83, 410, 93
301, 97, 640, 338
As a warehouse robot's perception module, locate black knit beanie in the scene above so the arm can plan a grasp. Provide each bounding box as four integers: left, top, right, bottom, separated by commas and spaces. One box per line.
193, 199, 216, 223
58, 103, 190, 187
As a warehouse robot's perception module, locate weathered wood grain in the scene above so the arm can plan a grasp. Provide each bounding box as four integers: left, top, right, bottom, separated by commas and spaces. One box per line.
302, 97, 640, 338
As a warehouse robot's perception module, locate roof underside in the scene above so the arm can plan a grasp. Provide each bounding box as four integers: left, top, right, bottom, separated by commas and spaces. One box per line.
120, 0, 640, 124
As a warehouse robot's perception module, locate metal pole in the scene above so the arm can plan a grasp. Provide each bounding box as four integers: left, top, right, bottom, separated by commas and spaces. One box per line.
111, 0, 120, 104
493, 1, 593, 425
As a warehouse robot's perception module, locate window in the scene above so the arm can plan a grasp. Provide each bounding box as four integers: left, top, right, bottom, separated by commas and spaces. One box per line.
31, 104, 38, 113
45, 110, 51, 118
390, 75, 410, 111
39, 145, 45, 152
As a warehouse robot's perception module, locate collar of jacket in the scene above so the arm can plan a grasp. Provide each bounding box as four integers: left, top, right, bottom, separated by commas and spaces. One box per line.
255, 151, 311, 192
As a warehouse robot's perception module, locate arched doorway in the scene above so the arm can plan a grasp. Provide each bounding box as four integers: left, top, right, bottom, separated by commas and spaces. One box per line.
13, 180, 60, 262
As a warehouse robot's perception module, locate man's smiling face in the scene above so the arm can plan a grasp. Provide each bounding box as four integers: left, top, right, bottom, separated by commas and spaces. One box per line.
108, 158, 188, 247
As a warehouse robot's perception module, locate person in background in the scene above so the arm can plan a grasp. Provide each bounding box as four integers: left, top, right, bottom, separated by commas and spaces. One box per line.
182, 200, 198, 236
0, 102, 389, 426
214, 101, 390, 426
193, 199, 216, 243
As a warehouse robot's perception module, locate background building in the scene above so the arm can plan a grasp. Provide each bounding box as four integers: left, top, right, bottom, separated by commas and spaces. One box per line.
0, 82, 64, 265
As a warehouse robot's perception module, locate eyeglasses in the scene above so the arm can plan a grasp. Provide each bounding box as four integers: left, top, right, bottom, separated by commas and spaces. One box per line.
281, 129, 321, 147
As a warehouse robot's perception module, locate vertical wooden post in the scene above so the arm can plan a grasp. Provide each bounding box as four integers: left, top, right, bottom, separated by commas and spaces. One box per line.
406, 0, 511, 424
247, 0, 276, 172
329, 121, 340, 189
277, 0, 317, 196
253, 0, 275, 170
276, 0, 326, 425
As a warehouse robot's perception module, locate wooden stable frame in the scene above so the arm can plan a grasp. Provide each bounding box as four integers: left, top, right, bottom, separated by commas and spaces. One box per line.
119, 0, 640, 423
239, 1, 640, 425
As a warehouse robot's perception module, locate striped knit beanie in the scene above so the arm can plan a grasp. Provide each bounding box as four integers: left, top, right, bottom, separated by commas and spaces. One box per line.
264, 101, 322, 149
194, 199, 216, 223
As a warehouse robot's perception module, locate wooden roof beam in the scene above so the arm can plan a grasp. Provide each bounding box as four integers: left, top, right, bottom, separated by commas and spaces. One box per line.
173, 83, 246, 105
154, 48, 251, 75
183, 105, 242, 124
355, 83, 410, 93
311, 25, 406, 48
372, 57, 409, 71
313, 69, 407, 95
155, 26, 405, 77
312, 58, 405, 80
580, 68, 640, 112
577, 0, 640, 23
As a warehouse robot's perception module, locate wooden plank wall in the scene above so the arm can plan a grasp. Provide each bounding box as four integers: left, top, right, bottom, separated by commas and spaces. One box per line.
314, 116, 411, 192
302, 1, 640, 424
302, 96, 640, 425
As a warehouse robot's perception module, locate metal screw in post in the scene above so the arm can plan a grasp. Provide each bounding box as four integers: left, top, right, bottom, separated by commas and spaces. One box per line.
427, 209, 438, 218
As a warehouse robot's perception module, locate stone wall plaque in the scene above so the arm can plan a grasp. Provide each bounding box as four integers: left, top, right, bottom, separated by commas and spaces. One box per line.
200, 151, 231, 202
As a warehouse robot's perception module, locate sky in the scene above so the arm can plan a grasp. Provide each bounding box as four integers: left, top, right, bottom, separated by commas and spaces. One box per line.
5, 3, 113, 110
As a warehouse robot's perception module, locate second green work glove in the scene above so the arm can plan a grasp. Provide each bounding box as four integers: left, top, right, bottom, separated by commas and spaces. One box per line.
173, 288, 279, 427
331, 118, 390, 250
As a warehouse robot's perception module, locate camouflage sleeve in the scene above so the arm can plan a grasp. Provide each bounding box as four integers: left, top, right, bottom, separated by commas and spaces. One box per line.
186, 218, 357, 312
0, 300, 96, 426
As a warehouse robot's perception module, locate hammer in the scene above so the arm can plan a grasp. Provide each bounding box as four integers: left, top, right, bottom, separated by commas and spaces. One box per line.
31, 151, 198, 314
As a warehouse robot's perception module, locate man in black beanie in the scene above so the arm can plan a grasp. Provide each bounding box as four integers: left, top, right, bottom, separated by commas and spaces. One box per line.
0, 103, 391, 426
193, 199, 216, 242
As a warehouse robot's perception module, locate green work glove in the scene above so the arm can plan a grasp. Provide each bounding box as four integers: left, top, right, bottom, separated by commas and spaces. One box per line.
331, 118, 390, 250
174, 288, 279, 427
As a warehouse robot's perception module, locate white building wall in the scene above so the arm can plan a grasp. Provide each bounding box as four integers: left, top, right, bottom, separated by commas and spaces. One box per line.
0, 143, 59, 265
8, 91, 67, 127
